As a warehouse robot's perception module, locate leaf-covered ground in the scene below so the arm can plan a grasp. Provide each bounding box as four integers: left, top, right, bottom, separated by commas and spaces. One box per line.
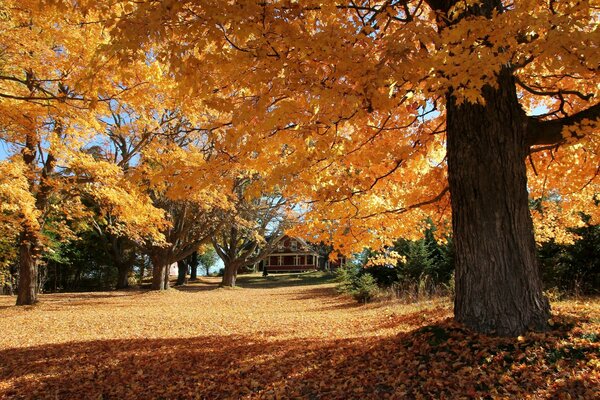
1, 273, 598, 399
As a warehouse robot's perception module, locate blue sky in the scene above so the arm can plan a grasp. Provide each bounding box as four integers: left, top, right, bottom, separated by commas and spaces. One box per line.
0, 141, 10, 161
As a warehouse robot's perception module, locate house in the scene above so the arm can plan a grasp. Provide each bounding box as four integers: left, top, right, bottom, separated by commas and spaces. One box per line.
258, 235, 346, 273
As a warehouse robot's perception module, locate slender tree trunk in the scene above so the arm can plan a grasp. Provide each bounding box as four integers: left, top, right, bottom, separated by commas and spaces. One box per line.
138, 259, 146, 284
163, 264, 170, 290
16, 228, 39, 305
189, 251, 198, 281
53, 262, 58, 292
221, 262, 238, 287
446, 68, 550, 336
176, 260, 187, 286
151, 254, 170, 291
37, 264, 47, 294
111, 236, 136, 290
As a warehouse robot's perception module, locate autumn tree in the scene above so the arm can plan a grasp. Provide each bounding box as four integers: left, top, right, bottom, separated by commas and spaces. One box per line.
0, 2, 168, 304
45, 0, 599, 334
135, 134, 229, 290
90, 216, 138, 290
212, 179, 291, 287
88, 106, 195, 289
185, 245, 219, 280
0, 162, 32, 295
138, 196, 220, 290
188, 251, 200, 281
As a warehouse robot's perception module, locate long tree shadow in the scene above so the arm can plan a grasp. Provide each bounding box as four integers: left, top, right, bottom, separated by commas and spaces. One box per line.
0, 291, 152, 310
289, 286, 339, 301
236, 272, 335, 289
286, 286, 367, 311
174, 279, 222, 293
1, 316, 596, 399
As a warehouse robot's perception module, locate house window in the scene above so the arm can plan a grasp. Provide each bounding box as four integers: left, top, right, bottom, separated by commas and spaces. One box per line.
307, 255, 313, 265
291, 240, 297, 251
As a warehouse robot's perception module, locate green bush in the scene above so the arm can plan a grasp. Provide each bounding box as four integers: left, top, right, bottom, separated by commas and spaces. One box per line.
334, 265, 359, 294
339, 220, 456, 303
335, 266, 379, 303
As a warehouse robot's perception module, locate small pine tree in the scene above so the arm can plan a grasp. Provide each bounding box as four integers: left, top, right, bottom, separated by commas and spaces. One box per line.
335, 265, 379, 303
401, 240, 434, 282
351, 274, 379, 303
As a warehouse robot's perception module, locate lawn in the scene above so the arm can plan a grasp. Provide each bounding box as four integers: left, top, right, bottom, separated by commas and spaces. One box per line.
0, 272, 598, 399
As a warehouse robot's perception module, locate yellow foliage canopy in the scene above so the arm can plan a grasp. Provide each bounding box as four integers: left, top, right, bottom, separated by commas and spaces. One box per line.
2, 0, 598, 253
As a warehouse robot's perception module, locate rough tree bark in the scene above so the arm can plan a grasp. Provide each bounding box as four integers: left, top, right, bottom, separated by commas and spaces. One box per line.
221, 262, 239, 287
163, 264, 170, 288
446, 69, 550, 336
16, 134, 55, 305
16, 227, 39, 305
150, 254, 170, 291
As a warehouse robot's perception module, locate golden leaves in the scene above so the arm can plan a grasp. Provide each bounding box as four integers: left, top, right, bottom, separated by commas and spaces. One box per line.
0, 277, 598, 399
0, 159, 39, 231
1, 0, 598, 254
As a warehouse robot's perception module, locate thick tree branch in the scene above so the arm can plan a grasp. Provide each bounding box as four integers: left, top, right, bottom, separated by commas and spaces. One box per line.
527, 102, 600, 146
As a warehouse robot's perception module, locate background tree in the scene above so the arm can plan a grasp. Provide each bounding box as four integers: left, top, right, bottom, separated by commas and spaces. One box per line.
197, 246, 219, 278
188, 251, 200, 281
141, 196, 222, 290
212, 179, 291, 287
130, 112, 231, 290
538, 212, 600, 296
91, 218, 138, 290
86, 107, 192, 289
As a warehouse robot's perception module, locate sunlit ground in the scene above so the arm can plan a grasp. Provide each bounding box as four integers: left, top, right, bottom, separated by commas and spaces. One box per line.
1, 273, 598, 399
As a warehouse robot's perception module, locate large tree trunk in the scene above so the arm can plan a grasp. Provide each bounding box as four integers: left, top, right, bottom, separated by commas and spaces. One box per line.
138, 261, 145, 284
221, 262, 238, 287
150, 254, 170, 291
16, 228, 39, 305
446, 69, 550, 336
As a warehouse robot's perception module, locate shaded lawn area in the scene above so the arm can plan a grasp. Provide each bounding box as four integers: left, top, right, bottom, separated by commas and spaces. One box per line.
0, 276, 598, 399
235, 271, 336, 289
